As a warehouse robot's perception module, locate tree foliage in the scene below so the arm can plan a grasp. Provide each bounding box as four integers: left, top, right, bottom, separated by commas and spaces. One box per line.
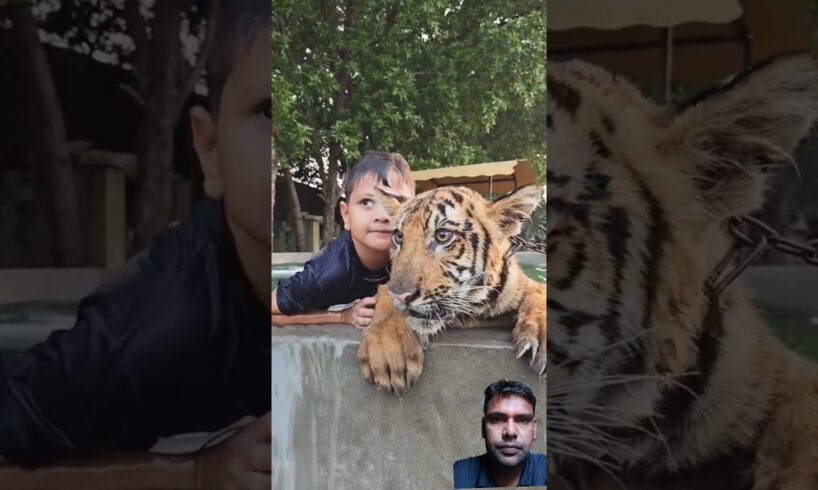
273, 0, 546, 242
2, 0, 217, 252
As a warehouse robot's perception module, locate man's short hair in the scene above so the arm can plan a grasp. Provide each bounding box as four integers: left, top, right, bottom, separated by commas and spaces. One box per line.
208, 0, 270, 113
342, 151, 415, 198
483, 380, 537, 415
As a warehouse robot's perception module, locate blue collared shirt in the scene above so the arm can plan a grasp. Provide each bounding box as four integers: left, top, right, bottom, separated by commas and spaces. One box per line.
453, 452, 547, 488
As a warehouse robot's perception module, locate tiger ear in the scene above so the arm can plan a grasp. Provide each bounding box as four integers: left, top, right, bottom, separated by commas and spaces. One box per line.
373, 185, 408, 221
489, 185, 544, 237
661, 52, 818, 220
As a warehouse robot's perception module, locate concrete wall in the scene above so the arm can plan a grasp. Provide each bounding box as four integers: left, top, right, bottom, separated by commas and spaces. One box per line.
271, 325, 547, 490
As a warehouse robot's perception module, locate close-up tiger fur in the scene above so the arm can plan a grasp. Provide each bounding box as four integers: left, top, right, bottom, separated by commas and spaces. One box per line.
356, 185, 546, 395
547, 53, 818, 489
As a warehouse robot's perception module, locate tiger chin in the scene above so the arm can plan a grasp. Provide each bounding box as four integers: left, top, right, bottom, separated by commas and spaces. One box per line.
356, 184, 546, 395
548, 53, 818, 490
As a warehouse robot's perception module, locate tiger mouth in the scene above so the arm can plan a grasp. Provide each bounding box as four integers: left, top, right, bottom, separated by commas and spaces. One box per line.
406, 307, 453, 321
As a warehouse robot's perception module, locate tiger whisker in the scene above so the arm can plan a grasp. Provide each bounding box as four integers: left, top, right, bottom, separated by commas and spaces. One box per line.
548, 440, 629, 490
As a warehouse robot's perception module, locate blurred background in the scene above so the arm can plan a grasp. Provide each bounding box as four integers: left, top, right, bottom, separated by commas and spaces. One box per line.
548, 0, 818, 358
0, 0, 217, 360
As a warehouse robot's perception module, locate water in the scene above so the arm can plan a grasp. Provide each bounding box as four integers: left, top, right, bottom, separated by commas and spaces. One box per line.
521, 263, 546, 283
764, 306, 818, 360
0, 302, 76, 355
272, 263, 305, 287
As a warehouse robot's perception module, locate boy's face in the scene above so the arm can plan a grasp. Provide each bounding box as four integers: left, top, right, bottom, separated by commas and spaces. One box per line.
191, 28, 271, 249
340, 171, 414, 253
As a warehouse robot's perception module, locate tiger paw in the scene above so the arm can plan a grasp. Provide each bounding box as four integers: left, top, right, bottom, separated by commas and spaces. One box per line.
357, 319, 425, 395
511, 294, 547, 376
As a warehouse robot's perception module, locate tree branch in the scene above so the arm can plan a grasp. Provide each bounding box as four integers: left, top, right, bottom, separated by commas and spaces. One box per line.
376, 2, 400, 45
124, 0, 149, 82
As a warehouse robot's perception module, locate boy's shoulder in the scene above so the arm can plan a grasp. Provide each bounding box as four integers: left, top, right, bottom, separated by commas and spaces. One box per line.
297, 231, 355, 284
87, 199, 250, 338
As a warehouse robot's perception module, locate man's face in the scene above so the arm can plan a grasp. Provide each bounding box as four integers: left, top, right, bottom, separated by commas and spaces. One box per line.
340, 171, 414, 253
483, 395, 538, 468
192, 28, 272, 247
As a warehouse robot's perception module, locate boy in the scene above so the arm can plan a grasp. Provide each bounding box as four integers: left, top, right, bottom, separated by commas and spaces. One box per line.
271, 151, 415, 329
0, 1, 272, 488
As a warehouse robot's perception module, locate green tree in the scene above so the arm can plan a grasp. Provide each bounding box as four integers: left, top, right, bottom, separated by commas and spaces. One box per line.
273, 0, 546, 245
2, 0, 218, 255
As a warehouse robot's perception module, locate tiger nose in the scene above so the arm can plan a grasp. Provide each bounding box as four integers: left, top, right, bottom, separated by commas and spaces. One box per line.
388, 288, 419, 304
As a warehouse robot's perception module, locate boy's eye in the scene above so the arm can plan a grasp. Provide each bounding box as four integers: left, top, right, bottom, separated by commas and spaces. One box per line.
361, 199, 373, 207
434, 229, 453, 245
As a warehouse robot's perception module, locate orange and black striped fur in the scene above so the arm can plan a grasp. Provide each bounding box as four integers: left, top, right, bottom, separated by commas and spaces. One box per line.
357, 185, 546, 394
548, 54, 818, 490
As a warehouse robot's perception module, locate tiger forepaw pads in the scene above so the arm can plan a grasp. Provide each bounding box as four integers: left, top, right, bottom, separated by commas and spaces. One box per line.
357, 321, 425, 395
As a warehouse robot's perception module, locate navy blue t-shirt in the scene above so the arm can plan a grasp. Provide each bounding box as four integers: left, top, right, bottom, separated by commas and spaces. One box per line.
453, 452, 547, 488
275, 230, 389, 314
0, 199, 270, 466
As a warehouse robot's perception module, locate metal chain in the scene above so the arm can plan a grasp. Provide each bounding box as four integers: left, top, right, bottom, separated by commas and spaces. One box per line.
506, 235, 547, 260
729, 215, 818, 266
709, 214, 818, 296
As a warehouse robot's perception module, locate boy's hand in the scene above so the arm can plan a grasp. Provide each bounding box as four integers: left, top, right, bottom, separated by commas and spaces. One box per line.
341, 296, 377, 330
196, 412, 271, 490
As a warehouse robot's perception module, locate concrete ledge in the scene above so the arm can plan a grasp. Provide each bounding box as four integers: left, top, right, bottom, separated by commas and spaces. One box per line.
0, 268, 102, 305
271, 325, 546, 490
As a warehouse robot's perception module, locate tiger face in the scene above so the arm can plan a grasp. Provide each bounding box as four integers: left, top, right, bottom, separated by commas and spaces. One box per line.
547, 54, 818, 470
375, 185, 543, 336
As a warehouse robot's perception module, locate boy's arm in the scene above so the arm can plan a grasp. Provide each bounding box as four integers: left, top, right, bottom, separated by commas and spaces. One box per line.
0, 412, 272, 489
0, 453, 197, 489
272, 297, 377, 328
272, 311, 344, 327
271, 289, 280, 315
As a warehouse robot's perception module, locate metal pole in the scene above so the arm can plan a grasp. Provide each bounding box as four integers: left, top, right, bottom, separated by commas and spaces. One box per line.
662, 27, 674, 104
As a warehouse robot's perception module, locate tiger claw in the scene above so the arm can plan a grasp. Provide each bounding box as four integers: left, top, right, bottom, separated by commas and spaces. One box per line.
517, 342, 532, 359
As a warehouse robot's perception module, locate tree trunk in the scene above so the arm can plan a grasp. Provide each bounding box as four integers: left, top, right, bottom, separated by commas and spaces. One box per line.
272, 147, 277, 252
9, 2, 83, 266
282, 168, 306, 252
321, 152, 341, 247
131, 0, 187, 252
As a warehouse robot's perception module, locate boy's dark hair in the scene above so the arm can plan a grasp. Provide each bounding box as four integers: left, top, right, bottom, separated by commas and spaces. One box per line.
208, 0, 270, 114
483, 380, 537, 414
342, 151, 414, 198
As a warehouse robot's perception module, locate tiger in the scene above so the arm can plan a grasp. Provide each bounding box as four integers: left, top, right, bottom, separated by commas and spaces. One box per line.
356, 184, 546, 395
547, 53, 818, 490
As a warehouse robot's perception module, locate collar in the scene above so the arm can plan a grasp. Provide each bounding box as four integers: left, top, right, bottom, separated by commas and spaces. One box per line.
476, 452, 537, 487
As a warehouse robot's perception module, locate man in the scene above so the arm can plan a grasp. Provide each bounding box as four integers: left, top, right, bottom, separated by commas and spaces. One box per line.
453, 380, 547, 488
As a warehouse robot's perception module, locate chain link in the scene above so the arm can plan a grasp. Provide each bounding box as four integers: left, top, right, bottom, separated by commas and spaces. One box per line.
729, 215, 818, 266
505, 216, 817, 291
506, 235, 547, 260
710, 215, 818, 296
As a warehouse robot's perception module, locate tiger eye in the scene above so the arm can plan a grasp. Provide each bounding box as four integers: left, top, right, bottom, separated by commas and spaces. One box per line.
392, 230, 403, 247
435, 229, 452, 244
